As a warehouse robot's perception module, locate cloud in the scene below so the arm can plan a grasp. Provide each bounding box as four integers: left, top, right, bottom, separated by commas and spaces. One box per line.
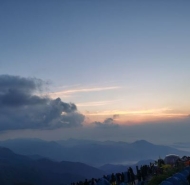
93, 116, 119, 128
0, 75, 85, 131
77, 99, 123, 107
49, 86, 121, 98
87, 108, 187, 117
113, 114, 119, 119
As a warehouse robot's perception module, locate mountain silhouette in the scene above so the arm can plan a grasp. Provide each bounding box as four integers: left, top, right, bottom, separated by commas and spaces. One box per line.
0, 146, 104, 185
0, 138, 189, 166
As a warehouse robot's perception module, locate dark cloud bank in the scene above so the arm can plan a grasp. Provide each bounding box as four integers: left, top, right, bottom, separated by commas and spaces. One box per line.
0, 75, 85, 131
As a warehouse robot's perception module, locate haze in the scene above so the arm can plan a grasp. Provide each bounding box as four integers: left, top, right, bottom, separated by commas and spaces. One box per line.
0, 0, 190, 145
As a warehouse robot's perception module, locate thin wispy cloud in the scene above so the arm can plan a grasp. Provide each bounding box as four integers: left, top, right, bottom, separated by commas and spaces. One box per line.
49, 86, 121, 98
86, 108, 187, 117
77, 99, 123, 107
57, 84, 81, 89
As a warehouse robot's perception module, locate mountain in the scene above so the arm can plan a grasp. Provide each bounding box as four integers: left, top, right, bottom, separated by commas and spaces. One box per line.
99, 159, 155, 174
0, 138, 189, 166
0, 146, 104, 185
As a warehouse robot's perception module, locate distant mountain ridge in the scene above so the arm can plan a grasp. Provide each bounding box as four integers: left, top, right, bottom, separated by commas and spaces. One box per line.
0, 146, 104, 185
0, 138, 189, 166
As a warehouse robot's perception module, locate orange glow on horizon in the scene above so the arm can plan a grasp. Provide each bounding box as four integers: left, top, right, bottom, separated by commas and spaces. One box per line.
83, 108, 189, 125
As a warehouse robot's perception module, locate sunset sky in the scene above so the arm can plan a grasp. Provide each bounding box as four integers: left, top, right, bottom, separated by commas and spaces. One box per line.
0, 0, 190, 143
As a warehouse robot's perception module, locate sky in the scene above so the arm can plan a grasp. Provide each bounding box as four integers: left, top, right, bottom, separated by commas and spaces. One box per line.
0, 0, 190, 144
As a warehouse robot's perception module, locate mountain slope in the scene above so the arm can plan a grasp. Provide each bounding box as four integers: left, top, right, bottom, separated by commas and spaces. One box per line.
0, 146, 104, 185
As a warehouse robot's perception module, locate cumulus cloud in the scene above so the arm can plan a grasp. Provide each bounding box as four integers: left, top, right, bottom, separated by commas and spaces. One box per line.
113, 114, 119, 119
93, 116, 119, 128
0, 75, 85, 131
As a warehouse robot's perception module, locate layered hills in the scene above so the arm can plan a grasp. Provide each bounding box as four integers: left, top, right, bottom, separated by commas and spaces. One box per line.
0, 139, 188, 166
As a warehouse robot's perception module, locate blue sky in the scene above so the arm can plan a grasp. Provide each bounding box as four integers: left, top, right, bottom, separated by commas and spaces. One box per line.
0, 0, 190, 143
